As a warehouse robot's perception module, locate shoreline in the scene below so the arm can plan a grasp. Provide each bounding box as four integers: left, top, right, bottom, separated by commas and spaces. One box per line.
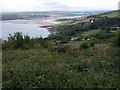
1, 19, 62, 36
39, 26, 56, 34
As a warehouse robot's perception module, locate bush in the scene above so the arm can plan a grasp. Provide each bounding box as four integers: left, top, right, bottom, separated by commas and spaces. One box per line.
112, 31, 120, 47
2, 32, 46, 50
80, 40, 95, 49
2, 32, 25, 49
39, 39, 49, 48
51, 45, 71, 53
95, 31, 115, 39
90, 41, 95, 47
80, 41, 90, 49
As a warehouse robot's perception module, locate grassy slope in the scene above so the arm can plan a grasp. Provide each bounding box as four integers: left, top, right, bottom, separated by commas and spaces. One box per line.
80, 29, 101, 37
100, 10, 120, 18
70, 10, 119, 25
2, 10, 120, 88
2, 42, 120, 88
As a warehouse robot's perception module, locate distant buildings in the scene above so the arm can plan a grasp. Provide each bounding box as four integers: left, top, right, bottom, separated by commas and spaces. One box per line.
82, 38, 90, 41
116, 27, 120, 29
71, 37, 90, 41
71, 37, 78, 41
90, 20, 94, 23
90, 19, 95, 23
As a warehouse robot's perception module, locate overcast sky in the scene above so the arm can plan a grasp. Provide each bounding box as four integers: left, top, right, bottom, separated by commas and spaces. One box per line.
0, 0, 119, 12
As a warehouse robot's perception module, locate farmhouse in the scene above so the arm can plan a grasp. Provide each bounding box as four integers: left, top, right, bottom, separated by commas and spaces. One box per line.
71, 37, 78, 41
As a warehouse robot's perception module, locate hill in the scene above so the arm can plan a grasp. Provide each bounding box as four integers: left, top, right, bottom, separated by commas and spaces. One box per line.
99, 10, 120, 18
87, 10, 120, 18
2, 10, 120, 88
1, 11, 103, 21
0, 12, 87, 21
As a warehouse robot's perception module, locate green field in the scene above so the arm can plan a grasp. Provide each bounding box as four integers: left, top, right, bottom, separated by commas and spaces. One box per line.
100, 10, 120, 18
80, 29, 101, 37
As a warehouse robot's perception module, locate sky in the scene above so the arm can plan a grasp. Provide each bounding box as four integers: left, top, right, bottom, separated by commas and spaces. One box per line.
0, 0, 119, 12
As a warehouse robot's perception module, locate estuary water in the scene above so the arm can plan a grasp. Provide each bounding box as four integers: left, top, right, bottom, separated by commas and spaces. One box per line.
1, 20, 52, 40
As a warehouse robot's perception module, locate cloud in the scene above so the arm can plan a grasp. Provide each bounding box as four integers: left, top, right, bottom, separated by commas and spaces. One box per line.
44, 2, 58, 5
118, 1, 120, 10
37, 1, 92, 11
0, 0, 119, 12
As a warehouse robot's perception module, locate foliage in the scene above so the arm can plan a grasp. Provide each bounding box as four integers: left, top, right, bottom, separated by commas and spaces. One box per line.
89, 17, 119, 30
2, 13, 49, 20
80, 41, 90, 49
80, 40, 95, 49
50, 44, 71, 53
2, 10, 120, 88
112, 31, 120, 47
2, 32, 50, 50
2, 44, 120, 88
94, 31, 115, 40
2, 32, 31, 49
51, 17, 119, 41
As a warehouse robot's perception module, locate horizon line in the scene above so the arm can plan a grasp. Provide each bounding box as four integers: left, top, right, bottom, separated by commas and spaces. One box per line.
1, 9, 117, 13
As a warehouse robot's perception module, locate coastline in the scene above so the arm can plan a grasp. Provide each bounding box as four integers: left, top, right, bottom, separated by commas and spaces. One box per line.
1, 19, 62, 37
39, 26, 56, 34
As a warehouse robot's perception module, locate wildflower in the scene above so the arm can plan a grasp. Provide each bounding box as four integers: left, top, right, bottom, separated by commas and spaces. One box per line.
101, 71, 109, 74
55, 64, 62, 68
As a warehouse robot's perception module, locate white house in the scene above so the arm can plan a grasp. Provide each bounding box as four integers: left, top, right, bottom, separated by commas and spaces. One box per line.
71, 37, 78, 41
90, 20, 94, 23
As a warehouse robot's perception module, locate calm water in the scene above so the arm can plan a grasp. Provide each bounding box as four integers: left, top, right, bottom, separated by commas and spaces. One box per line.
1, 22, 50, 40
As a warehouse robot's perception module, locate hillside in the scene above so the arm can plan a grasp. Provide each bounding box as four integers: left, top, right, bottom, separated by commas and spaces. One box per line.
55, 10, 119, 26
88, 10, 120, 18
1, 13, 50, 20
99, 10, 120, 18
2, 10, 120, 88
1, 12, 91, 21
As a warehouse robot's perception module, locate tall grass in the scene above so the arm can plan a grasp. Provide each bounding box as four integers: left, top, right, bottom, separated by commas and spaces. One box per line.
2, 43, 120, 88
2, 31, 120, 88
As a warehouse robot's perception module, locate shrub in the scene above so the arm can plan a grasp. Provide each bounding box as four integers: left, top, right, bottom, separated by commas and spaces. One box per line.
90, 41, 95, 47
95, 31, 115, 39
52, 45, 71, 53
39, 39, 49, 48
112, 31, 120, 47
80, 40, 95, 49
80, 41, 90, 49
2, 32, 34, 50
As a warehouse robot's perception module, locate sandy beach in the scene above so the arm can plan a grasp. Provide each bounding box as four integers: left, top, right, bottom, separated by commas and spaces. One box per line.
1, 18, 61, 25
1, 18, 62, 35
1, 16, 82, 35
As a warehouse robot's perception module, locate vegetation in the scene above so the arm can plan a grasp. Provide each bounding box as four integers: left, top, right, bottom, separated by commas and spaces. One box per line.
50, 16, 119, 42
80, 40, 95, 49
1, 11, 95, 21
2, 10, 120, 88
100, 10, 120, 18
112, 31, 120, 47
55, 18, 83, 23
1, 13, 50, 20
